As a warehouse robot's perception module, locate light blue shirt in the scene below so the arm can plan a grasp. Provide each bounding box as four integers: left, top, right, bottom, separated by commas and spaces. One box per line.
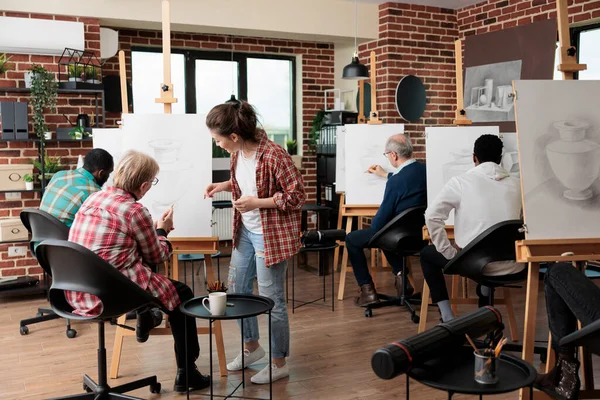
392, 158, 417, 176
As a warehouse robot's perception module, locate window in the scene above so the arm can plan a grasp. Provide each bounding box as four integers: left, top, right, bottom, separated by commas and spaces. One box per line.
131, 48, 296, 144
131, 51, 186, 114
577, 27, 600, 80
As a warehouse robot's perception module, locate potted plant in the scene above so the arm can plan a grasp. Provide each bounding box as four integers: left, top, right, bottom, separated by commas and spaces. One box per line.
85, 65, 100, 84
69, 125, 87, 140
308, 109, 326, 153
68, 64, 84, 82
31, 150, 62, 181
23, 174, 34, 190
29, 65, 58, 141
0, 53, 11, 75
286, 139, 297, 155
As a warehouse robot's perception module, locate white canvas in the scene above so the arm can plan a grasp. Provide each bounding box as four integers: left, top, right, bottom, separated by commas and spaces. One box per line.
92, 128, 123, 187
335, 126, 346, 193
425, 126, 500, 225
344, 124, 404, 205
121, 114, 213, 238
514, 80, 600, 240
500, 132, 520, 179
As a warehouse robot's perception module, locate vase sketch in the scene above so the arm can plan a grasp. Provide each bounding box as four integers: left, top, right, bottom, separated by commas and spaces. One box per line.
149, 139, 193, 214
484, 79, 493, 106
546, 120, 600, 201
502, 151, 520, 175
443, 150, 472, 184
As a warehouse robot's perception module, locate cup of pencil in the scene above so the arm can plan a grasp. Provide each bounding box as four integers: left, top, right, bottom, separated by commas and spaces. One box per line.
474, 349, 498, 384
207, 281, 228, 294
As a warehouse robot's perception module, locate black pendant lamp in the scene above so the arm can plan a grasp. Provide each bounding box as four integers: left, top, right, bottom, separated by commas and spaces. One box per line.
225, 35, 241, 104
342, 0, 369, 80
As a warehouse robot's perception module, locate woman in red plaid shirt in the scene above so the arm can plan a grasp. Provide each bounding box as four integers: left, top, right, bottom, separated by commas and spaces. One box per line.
205, 101, 305, 384
68, 150, 210, 393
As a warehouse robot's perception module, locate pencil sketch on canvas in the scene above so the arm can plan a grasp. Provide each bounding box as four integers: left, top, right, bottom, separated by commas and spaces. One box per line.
514, 80, 600, 240
426, 126, 500, 225
344, 124, 404, 205
120, 113, 213, 238
464, 60, 522, 123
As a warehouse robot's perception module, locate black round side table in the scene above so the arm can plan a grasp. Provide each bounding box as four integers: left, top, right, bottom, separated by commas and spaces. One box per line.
406, 346, 537, 400
180, 294, 275, 400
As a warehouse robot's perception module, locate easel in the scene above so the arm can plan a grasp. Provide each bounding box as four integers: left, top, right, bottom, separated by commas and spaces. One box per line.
367, 51, 382, 125
516, 2, 592, 399
109, 0, 227, 379
453, 39, 472, 125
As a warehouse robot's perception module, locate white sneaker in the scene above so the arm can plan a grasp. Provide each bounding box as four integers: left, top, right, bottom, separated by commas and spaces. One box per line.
251, 363, 289, 384
227, 346, 266, 371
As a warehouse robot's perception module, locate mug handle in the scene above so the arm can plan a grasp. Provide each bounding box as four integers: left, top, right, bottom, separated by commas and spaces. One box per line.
202, 297, 211, 313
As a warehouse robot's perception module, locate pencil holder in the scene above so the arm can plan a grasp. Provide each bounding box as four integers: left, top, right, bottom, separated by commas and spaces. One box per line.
474, 351, 498, 385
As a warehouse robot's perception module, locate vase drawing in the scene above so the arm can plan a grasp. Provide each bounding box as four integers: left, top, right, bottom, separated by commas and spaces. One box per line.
149, 139, 193, 214
546, 120, 600, 201
443, 149, 472, 184
484, 79, 493, 106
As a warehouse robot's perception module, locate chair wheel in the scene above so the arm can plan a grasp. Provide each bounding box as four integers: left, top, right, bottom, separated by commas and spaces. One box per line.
83, 384, 92, 393
364, 309, 373, 318
66, 329, 77, 339
20, 326, 29, 335
411, 314, 420, 324
150, 382, 161, 394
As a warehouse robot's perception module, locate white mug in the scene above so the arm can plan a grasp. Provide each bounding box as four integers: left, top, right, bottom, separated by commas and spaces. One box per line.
202, 292, 227, 316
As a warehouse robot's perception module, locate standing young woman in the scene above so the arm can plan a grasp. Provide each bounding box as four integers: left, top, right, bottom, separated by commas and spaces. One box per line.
204, 101, 305, 384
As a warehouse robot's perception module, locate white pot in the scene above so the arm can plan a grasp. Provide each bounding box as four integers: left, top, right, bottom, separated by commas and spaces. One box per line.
24, 72, 33, 88
74, 132, 83, 140
546, 120, 600, 200
86, 79, 100, 84
69, 77, 83, 82
44, 131, 52, 140
25, 181, 34, 190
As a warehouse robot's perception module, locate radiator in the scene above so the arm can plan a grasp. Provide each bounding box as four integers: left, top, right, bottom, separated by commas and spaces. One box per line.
212, 191, 233, 241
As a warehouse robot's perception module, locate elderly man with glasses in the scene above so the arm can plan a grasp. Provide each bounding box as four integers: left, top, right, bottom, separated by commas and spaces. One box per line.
346, 134, 427, 307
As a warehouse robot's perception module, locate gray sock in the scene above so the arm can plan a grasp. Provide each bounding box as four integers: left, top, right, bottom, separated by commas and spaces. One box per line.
438, 300, 455, 322
480, 285, 490, 297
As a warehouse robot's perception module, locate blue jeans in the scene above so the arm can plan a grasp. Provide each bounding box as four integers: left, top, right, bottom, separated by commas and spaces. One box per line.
228, 226, 290, 359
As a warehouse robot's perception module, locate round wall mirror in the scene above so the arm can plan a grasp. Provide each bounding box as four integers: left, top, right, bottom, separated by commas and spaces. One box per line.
395, 75, 426, 122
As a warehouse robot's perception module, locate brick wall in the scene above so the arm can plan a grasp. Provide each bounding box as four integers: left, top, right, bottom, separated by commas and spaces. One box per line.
0, 12, 100, 277
358, 2, 459, 159
0, 11, 334, 278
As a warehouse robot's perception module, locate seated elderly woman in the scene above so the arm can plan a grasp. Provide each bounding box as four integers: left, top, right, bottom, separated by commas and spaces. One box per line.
67, 150, 209, 393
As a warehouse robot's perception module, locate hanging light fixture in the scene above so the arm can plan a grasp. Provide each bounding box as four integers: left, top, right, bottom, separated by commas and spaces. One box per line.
225, 35, 241, 104
342, 0, 369, 80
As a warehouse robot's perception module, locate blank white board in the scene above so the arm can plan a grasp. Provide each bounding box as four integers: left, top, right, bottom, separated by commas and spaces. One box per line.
514, 80, 600, 240
344, 124, 404, 205
335, 126, 345, 193
92, 128, 122, 188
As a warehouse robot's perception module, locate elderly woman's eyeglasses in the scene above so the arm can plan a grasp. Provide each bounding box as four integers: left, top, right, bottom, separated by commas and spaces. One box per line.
151, 177, 159, 186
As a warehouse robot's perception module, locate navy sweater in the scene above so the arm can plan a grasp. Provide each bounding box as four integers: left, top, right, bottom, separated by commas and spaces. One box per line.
370, 161, 427, 232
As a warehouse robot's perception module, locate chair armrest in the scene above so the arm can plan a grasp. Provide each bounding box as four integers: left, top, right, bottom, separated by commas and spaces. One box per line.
559, 318, 600, 355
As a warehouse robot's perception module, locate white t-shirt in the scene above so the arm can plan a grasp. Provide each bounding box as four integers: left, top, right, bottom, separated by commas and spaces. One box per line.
235, 151, 263, 234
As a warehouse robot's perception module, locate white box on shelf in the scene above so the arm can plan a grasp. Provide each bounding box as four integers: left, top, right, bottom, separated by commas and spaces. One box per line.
0, 219, 28, 242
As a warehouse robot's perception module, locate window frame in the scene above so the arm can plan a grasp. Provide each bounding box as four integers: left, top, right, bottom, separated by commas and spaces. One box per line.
130, 46, 297, 141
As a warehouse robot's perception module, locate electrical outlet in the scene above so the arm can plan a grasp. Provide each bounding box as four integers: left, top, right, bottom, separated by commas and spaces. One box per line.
8, 247, 27, 257
5, 192, 21, 200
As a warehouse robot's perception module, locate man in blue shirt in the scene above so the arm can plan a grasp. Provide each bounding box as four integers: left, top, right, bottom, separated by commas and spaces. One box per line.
346, 134, 427, 307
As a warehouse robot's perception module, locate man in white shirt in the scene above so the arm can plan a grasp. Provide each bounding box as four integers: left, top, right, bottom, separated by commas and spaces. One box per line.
422, 134, 523, 322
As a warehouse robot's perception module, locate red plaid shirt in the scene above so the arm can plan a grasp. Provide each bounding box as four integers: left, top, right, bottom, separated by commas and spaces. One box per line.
66, 187, 179, 316
231, 132, 305, 266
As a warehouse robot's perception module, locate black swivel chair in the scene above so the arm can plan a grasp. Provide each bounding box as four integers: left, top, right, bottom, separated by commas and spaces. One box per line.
365, 206, 428, 321
443, 219, 547, 359
19, 209, 76, 338
36, 239, 163, 399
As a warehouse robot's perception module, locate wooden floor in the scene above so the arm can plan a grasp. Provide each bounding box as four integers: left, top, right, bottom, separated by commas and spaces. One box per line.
0, 253, 597, 400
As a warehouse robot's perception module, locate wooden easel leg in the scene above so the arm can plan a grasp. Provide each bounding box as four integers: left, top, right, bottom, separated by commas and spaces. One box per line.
110, 314, 127, 379
545, 332, 554, 373
451, 276, 459, 315
502, 287, 519, 343
418, 282, 430, 333
205, 257, 227, 377
520, 262, 541, 400
337, 217, 353, 301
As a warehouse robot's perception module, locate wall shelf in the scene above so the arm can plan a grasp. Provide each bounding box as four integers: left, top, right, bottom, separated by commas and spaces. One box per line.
0, 189, 42, 194
0, 87, 104, 94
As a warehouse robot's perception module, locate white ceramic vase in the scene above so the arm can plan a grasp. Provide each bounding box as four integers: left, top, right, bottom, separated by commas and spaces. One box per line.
546, 120, 600, 200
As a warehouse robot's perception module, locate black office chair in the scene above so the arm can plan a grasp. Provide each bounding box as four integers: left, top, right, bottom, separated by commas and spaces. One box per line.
36, 239, 162, 399
366, 206, 428, 321
560, 318, 600, 356
19, 209, 76, 338
443, 219, 547, 359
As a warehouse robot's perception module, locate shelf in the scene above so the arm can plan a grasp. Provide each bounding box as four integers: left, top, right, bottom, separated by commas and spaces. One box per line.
44, 138, 93, 143
0, 87, 103, 94
0, 280, 47, 298
0, 189, 42, 194
0, 239, 29, 244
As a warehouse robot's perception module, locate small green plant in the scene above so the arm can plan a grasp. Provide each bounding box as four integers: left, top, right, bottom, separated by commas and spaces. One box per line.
84, 65, 98, 81
212, 138, 229, 158
31, 150, 62, 179
68, 64, 84, 80
0, 53, 11, 74
23, 174, 33, 183
69, 125, 87, 139
29, 64, 58, 140
286, 139, 297, 155
308, 109, 326, 152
